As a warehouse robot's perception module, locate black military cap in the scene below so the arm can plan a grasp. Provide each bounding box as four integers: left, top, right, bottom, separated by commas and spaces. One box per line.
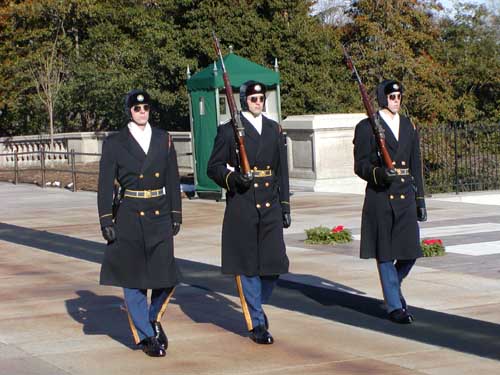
376, 80, 404, 108
125, 89, 151, 109
239, 80, 267, 111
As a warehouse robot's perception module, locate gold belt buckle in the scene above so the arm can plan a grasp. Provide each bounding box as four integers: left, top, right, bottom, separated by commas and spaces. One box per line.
253, 170, 272, 178
144, 190, 152, 198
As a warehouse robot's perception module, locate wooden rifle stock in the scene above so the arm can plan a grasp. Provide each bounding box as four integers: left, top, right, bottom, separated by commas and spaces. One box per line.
212, 32, 251, 176
342, 45, 394, 169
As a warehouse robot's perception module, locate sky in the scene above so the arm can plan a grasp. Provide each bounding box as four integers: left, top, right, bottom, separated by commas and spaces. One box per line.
438, 0, 498, 17
440, 0, 490, 8
313, 0, 498, 19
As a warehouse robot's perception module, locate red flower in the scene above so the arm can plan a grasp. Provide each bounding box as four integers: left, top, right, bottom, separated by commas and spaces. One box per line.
332, 225, 344, 233
423, 239, 443, 246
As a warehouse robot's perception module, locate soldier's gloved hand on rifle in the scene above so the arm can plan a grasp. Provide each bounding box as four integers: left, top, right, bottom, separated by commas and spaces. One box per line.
374, 167, 398, 186
101, 225, 117, 243
283, 213, 292, 229
417, 207, 427, 222
228, 171, 254, 192
172, 222, 181, 236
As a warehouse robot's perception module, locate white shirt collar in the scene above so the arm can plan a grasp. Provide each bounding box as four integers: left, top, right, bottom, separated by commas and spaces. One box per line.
127, 121, 152, 154
242, 111, 263, 135
379, 110, 400, 141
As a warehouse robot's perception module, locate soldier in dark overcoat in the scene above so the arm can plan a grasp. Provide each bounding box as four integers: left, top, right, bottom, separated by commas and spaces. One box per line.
353, 80, 427, 324
207, 81, 291, 344
97, 89, 182, 357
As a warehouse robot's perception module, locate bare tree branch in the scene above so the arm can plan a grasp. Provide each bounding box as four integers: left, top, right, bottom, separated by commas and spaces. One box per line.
29, 24, 64, 147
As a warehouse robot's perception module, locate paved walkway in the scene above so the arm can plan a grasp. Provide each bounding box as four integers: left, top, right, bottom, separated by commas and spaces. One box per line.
1, 182, 500, 374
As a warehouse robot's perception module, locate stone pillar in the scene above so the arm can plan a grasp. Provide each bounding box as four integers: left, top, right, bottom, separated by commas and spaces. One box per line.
282, 113, 367, 194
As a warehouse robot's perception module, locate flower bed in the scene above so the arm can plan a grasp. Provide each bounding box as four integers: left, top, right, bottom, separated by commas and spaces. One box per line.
421, 238, 445, 257
305, 225, 353, 245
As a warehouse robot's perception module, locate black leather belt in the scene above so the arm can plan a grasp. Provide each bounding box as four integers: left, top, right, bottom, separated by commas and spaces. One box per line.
124, 187, 166, 198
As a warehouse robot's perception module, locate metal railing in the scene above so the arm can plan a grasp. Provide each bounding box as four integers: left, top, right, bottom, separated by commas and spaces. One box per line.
0, 148, 194, 192
0, 148, 100, 192
420, 122, 500, 194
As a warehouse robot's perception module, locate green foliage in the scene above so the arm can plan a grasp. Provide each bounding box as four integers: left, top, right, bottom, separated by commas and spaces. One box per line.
421, 239, 446, 257
341, 0, 458, 124
305, 225, 353, 245
438, 3, 500, 122
0, 0, 498, 138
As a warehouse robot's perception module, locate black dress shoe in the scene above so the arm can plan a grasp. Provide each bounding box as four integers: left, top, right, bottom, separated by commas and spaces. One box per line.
250, 325, 274, 344
140, 336, 166, 357
151, 321, 168, 350
389, 308, 413, 324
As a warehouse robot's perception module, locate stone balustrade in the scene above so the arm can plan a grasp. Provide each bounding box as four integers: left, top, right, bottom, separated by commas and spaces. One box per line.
0, 131, 194, 173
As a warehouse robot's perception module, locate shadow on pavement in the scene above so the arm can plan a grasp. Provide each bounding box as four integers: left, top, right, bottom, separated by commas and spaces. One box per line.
65, 290, 136, 349
2, 222, 500, 360
173, 283, 248, 337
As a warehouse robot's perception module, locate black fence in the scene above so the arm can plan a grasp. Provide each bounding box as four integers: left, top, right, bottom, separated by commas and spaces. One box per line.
0, 149, 100, 191
420, 122, 500, 194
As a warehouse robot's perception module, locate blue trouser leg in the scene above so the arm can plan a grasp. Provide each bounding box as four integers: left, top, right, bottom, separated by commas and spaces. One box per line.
123, 288, 155, 344
395, 259, 415, 283
377, 261, 402, 313
149, 287, 175, 323
236, 275, 278, 331
261, 275, 279, 304
395, 259, 416, 310
377, 260, 416, 313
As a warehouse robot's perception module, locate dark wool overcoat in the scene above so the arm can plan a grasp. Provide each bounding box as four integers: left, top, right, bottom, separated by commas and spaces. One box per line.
353, 114, 426, 261
97, 126, 182, 289
207, 114, 290, 276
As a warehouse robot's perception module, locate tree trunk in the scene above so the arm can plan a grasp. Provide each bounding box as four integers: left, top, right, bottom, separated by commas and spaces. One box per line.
48, 104, 54, 148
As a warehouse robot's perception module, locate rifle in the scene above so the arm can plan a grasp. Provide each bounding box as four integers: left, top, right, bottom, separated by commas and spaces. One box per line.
342, 45, 394, 170
212, 31, 252, 177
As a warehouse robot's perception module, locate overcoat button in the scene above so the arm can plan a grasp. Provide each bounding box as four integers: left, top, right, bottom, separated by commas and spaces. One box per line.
401, 178, 405, 182
155, 172, 160, 178
139, 174, 144, 179
402, 161, 406, 166
155, 210, 160, 215
256, 204, 261, 208
253, 166, 258, 171
392, 161, 396, 165
400, 194, 405, 199
265, 202, 270, 207
254, 183, 259, 188
140, 211, 145, 216
390, 195, 394, 199
266, 165, 270, 169
265, 182, 270, 187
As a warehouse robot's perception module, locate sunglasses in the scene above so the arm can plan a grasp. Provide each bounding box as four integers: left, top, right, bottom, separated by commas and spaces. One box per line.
388, 93, 402, 101
132, 104, 150, 113
249, 96, 265, 103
